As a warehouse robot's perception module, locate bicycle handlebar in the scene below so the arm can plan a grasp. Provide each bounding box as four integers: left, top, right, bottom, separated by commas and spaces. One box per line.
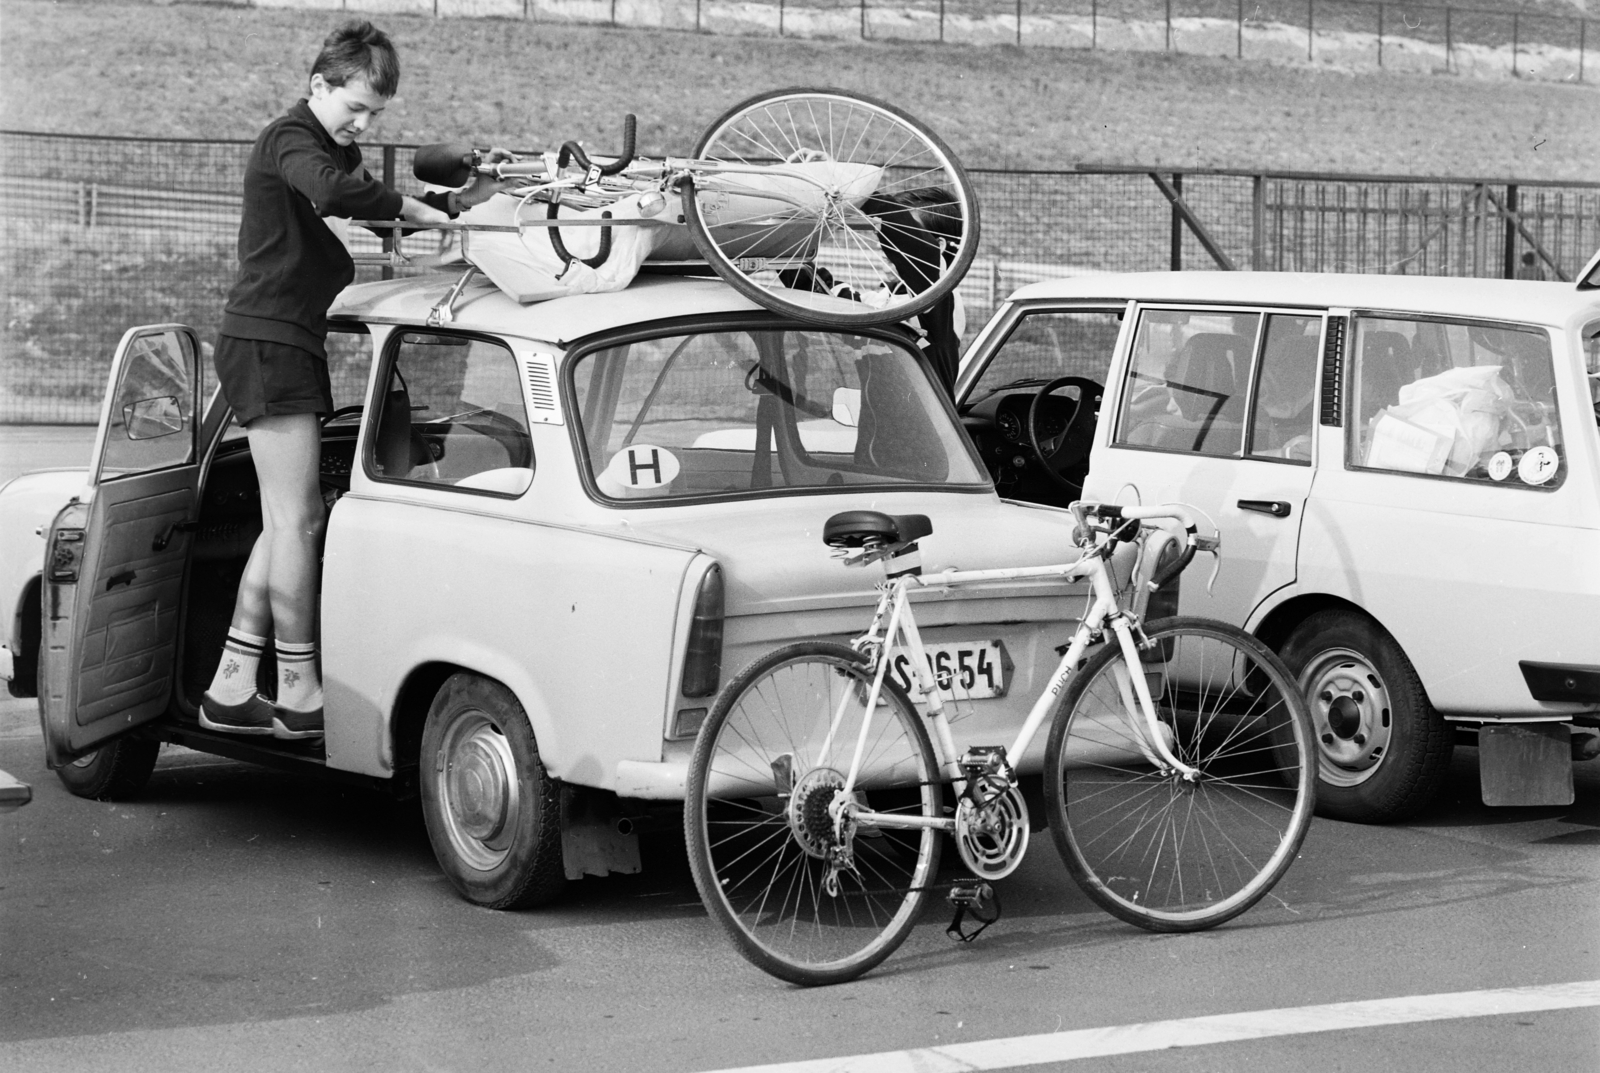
1070, 501, 1206, 593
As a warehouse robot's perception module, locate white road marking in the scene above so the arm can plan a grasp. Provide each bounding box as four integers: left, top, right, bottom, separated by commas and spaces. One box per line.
699, 980, 1600, 1073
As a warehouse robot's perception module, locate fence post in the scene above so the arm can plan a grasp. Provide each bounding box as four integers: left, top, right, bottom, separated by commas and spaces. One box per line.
1503, 184, 1518, 279
1171, 173, 1183, 271
1252, 175, 1265, 270
1165, 0, 1172, 52
1307, 0, 1314, 62
1092, 0, 1097, 49
780, 0, 785, 36
1017, 0, 1023, 47
1580, 19, 1586, 83
861, 0, 867, 41
1512, 14, 1518, 77
696, 0, 701, 33
611, 0, 617, 27
382, 145, 396, 282
1445, 8, 1452, 73
1377, 3, 1383, 68
1237, 0, 1243, 59
939, 0, 944, 43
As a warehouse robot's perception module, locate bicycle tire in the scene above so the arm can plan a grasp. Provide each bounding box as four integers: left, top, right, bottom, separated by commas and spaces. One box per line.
683, 88, 979, 327
685, 641, 943, 986
1042, 618, 1316, 932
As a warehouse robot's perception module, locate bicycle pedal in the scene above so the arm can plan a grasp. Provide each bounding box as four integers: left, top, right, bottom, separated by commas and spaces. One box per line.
958, 745, 1008, 775
946, 879, 1000, 943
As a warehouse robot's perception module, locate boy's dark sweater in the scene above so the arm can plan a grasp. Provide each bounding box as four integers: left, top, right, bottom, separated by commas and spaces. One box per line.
222, 100, 448, 357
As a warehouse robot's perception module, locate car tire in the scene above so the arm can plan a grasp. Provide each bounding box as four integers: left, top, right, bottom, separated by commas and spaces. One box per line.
55, 736, 160, 800
1279, 610, 1452, 824
419, 673, 566, 910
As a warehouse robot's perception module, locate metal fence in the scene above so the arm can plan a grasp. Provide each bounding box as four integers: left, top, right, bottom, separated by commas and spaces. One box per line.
259, 0, 1596, 83
2, 130, 1596, 422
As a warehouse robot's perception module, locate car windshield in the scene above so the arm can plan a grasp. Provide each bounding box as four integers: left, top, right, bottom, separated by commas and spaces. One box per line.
571, 327, 987, 501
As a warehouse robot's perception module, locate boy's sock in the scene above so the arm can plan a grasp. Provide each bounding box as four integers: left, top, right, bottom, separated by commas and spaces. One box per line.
275, 640, 323, 713
206, 628, 269, 705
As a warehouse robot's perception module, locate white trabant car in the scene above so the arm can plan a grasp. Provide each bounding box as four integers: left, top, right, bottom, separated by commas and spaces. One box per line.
0, 273, 1104, 908
955, 254, 1600, 822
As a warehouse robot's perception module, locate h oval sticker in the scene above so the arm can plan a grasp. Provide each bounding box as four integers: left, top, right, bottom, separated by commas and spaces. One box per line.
603, 444, 680, 493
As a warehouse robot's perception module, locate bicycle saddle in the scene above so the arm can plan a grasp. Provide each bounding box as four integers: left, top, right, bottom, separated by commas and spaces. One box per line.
822, 511, 933, 549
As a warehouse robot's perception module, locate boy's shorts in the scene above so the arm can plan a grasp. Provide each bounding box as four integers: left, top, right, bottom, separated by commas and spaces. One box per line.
214, 336, 334, 425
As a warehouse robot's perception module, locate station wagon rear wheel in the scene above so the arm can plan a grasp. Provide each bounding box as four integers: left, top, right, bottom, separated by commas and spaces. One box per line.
1279, 610, 1452, 824
420, 674, 565, 909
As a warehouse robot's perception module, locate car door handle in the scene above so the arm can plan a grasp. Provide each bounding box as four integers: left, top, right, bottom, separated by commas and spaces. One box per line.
152, 521, 198, 552
106, 570, 136, 591
1238, 499, 1292, 518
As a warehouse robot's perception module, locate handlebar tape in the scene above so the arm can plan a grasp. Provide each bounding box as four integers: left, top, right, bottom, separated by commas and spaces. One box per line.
1149, 527, 1199, 592
546, 202, 614, 273
413, 142, 478, 187
555, 114, 638, 178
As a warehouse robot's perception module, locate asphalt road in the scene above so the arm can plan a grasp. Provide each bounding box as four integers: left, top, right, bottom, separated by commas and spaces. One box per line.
1, 693, 1597, 1073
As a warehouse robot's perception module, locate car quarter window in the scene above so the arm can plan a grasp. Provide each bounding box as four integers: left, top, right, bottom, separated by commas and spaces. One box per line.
570, 327, 987, 501
967, 309, 1123, 399
1113, 309, 1262, 457
1350, 315, 1565, 488
368, 332, 535, 496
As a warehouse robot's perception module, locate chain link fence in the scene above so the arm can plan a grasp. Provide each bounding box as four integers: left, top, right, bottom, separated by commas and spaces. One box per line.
2, 130, 1597, 422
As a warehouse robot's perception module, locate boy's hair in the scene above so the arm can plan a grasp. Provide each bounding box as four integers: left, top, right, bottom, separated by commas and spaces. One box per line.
310, 20, 400, 98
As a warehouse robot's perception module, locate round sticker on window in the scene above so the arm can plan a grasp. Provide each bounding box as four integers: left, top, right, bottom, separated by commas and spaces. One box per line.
1517, 445, 1559, 486
600, 444, 680, 497
1486, 451, 1514, 482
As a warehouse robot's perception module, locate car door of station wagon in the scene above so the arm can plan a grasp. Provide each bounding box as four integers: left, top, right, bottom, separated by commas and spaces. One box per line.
39, 325, 205, 765
1085, 304, 1325, 627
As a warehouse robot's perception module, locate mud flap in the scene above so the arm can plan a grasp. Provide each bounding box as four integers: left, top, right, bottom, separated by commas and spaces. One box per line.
1478, 724, 1574, 807
559, 785, 643, 880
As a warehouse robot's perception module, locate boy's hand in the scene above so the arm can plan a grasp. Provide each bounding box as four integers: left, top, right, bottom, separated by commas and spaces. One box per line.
399, 195, 451, 227
458, 147, 518, 210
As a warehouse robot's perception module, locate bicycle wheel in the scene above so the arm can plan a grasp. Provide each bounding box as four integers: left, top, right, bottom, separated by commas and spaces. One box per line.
683, 88, 979, 327
685, 641, 943, 986
1043, 618, 1315, 932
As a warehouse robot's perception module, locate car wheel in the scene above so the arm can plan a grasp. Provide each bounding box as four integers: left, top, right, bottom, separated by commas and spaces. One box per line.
1279, 610, 1452, 823
420, 673, 566, 909
55, 736, 160, 800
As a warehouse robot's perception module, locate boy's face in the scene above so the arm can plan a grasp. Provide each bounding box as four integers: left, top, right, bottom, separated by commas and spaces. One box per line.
307, 73, 389, 146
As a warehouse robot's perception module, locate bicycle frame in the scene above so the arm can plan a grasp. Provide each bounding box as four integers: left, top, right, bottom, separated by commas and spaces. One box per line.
830, 520, 1202, 838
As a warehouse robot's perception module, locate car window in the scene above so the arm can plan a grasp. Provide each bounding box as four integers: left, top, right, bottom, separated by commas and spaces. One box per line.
1350, 315, 1564, 488
1113, 309, 1261, 457
571, 327, 987, 501
368, 332, 535, 496
1245, 315, 1322, 463
1585, 321, 1600, 430
966, 309, 1123, 401
102, 328, 197, 477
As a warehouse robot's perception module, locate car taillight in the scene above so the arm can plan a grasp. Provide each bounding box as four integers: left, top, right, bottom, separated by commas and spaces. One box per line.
47, 529, 85, 583
680, 563, 724, 699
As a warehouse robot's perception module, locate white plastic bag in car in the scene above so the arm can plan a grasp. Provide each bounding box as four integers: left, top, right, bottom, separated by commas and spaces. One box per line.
455, 194, 662, 303
1366, 365, 1513, 476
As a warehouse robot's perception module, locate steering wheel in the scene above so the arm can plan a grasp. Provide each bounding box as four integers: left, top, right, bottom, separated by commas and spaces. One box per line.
321, 405, 363, 428
1026, 377, 1104, 493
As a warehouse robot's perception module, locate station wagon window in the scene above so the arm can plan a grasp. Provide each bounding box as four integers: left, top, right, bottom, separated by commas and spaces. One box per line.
1114, 309, 1260, 458
1246, 315, 1322, 462
1349, 315, 1564, 488
369, 332, 534, 496
966, 309, 1124, 401
571, 328, 986, 501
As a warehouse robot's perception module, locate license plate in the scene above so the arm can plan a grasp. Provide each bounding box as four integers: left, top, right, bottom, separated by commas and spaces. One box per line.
886, 640, 1011, 701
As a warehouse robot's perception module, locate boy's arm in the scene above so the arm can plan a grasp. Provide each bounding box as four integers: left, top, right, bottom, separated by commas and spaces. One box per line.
273, 126, 406, 220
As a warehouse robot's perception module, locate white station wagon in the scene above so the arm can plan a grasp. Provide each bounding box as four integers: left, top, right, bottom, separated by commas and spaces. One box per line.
0, 272, 1108, 908
955, 252, 1600, 822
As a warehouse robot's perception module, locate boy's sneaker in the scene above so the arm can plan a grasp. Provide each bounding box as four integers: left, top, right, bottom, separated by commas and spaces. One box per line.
199, 692, 276, 736
272, 705, 324, 741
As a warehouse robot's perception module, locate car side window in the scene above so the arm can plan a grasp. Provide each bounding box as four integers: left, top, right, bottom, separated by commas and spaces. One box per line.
1245, 315, 1322, 463
1113, 309, 1261, 457
369, 332, 534, 496
1350, 315, 1564, 488
103, 329, 197, 477
967, 309, 1123, 398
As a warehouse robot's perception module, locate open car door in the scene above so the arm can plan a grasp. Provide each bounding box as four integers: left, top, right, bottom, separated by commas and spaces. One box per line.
39, 325, 203, 766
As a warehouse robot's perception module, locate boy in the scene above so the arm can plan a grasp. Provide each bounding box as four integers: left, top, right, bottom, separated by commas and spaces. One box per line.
200, 20, 507, 739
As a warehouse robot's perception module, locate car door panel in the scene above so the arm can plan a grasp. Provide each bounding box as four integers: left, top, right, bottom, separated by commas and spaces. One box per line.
39, 325, 201, 765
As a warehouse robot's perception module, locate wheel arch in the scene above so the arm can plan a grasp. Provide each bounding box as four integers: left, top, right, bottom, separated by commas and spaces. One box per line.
1253, 593, 1445, 713
387, 661, 467, 795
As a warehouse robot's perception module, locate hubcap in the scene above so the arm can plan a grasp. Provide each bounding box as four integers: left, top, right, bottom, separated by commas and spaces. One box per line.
1299, 647, 1392, 787
436, 711, 522, 871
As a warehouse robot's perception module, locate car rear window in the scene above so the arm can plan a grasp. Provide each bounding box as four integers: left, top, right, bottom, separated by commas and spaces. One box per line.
571, 327, 987, 502
1349, 316, 1564, 489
